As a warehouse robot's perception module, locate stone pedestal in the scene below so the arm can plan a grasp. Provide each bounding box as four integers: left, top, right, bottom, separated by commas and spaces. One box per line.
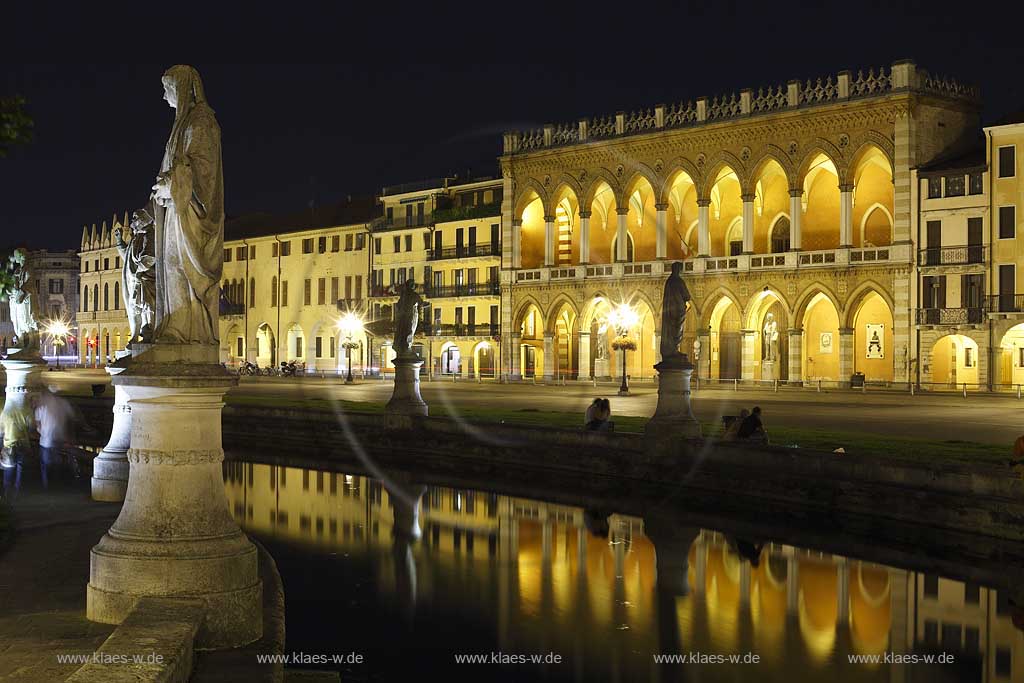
87, 343, 262, 650
594, 357, 611, 379
645, 354, 701, 452
386, 355, 428, 416
762, 359, 777, 382
91, 363, 131, 502
0, 351, 46, 465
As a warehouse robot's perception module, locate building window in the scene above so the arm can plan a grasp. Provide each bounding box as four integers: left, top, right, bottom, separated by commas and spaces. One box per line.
374, 238, 381, 255
48, 279, 64, 294
295, 336, 303, 358
317, 278, 326, 305
114, 282, 120, 309
331, 277, 339, 303
345, 234, 353, 251
94, 259, 99, 271
999, 145, 1016, 178
272, 242, 278, 257
280, 241, 291, 256
944, 175, 965, 197
84, 261, 89, 273
331, 235, 339, 252
964, 347, 975, 367
303, 279, 311, 306
250, 245, 256, 259
964, 583, 980, 604
318, 236, 327, 254
393, 236, 401, 253
924, 575, 939, 598
354, 275, 362, 300
104, 257, 109, 270
315, 337, 323, 358
405, 234, 412, 252
302, 238, 314, 254
1000, 206, 1016, 239
969, 172, 983, 195
103, 283, 109, 310
329, 336, 336, 358
281, 280, 289, 306
271, 277, 278, 307
386, 206, 394, 224
224, 248, 232, 262
344, 276, 352, 300
235, 246, 246, 261
250, 278, 255, 308
356, 234, 366, 250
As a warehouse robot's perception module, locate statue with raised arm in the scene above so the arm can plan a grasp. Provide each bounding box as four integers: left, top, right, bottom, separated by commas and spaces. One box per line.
393, 280, 424, 357
659, 261, 691, 362
114, 212, 157, 346
0, 249, 38, 354
146, 65, 224, 345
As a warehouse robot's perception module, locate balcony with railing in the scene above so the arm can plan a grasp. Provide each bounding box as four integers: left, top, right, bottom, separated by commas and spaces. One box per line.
364, 319, 499, 339
918, 245, 987, 267
987, 294, 1024, 314
431, 202, 502, 224
425, 281, 501, 298
427, 243, 500, 261
219, 302, 244, 317
916, 307, 985, 325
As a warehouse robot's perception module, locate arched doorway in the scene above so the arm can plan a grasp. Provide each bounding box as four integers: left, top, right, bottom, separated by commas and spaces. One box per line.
516, 304, 544, 378
285, 324, 304, 363
474, 341, 495, 378
440, 342, 460, 376
851, 291, 894, 382
930, 334, 979, 389
549, 300, 578, 379
709, 297, 742, 380
746, 291, 788, 382
770, 217, 791, 253
998, 323, 1024, 388
256, 323, 276, 367
802, 293, 840, 382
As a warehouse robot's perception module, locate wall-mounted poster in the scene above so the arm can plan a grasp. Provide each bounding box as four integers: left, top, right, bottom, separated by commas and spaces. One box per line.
866, 323, 885, 359
819, 332, 833, 354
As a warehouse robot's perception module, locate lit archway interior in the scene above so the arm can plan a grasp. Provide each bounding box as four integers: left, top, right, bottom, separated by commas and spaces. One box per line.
665, 170, 698, 258
708, 166, 742, 257
852, 292, 894, 381
747, 290, 788, 381
851, 145, 894, 248
801, 154, 840, 251
802, 293, 840, 381
709, 297, 742, 380
998, 323, 1024, 386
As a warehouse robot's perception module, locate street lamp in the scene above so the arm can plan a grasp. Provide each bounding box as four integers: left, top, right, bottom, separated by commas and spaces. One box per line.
44, 318, 71, 371
337, 312, 364, 384
607, 303, 640, 396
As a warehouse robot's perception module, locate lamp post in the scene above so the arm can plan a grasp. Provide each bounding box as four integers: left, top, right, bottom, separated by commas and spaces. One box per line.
608, 303, 639, 396
44, 318, 71, 371
337, 312, 364, 385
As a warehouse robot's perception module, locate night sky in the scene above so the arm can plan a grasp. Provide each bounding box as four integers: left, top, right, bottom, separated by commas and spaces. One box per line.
2, 3, 1020, 251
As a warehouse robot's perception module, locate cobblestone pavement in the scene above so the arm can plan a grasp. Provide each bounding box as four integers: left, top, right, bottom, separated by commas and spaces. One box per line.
0, 459, 120, 681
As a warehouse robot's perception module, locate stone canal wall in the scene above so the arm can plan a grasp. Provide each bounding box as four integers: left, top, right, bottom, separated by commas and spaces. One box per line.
70, 397, 1024, 545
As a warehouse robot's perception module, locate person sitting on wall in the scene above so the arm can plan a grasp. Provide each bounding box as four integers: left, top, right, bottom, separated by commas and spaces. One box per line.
584, 398, 602, 426
736, 406, 768, 443
723, 409, 749, 441
585, 398, 613, 431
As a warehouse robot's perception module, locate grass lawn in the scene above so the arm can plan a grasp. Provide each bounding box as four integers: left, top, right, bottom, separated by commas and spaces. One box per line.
224, 394, 1011, 465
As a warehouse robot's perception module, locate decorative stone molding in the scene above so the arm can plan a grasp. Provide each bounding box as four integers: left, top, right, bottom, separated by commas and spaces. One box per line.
127, 448, 224, 465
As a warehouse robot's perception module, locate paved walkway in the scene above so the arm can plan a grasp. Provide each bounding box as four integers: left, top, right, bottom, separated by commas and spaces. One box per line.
0, 453, 121, 681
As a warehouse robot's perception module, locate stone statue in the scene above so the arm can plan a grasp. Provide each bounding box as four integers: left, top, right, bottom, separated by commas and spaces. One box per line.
762, 312, 779, 362
393, 280, 424, 357
0, 249, 38, 353
659, 261, 691, 362
595, 322, 608, 360
144, 65, 224, 345
114, 212, 157, 346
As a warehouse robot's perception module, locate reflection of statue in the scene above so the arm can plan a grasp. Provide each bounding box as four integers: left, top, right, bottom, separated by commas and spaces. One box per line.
393, 280, 424, 357
145, 65, 224, 345
115, 214, 157, 346
659, 262, 691, 361
0, 249, 38, 353
595, 322, 609, 360
762, 313, 779, 361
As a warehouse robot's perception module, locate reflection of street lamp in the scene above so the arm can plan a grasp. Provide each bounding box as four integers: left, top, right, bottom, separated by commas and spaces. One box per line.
336, 312, 364, 384
607, 303, 640, 396
44, 318, 71, 371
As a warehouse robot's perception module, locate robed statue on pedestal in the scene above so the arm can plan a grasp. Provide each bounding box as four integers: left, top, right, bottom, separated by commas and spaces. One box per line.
659, 262, 691, 363
393, 280, 425, 358
138, 65, 224, 345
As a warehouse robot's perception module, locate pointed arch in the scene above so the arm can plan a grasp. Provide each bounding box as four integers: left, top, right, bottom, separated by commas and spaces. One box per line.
697, 286, 743, 327
843, 135, 895, 185
792, 283, 842, 328
700, 151, 747, 198
859, 202, 894, 246
512, 294, 545, 331
582, 168, 623, 208
796, 142, 843, 186
544, 294, 580, 336
622, 164, 660, 201
659, 158, 701, 204
843, 281, 895, 328
745, 147, 795, 194
513, 177, 549, 217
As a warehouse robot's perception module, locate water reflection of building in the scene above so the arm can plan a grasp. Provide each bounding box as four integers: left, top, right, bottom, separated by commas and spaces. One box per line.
224, 462, 1024, 681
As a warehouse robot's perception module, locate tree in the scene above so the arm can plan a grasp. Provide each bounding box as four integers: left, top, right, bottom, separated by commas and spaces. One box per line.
0, 96, 33, 158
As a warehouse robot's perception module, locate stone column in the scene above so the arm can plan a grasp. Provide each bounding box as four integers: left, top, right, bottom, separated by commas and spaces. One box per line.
578, 332, 591, 380
512, 220, 522, 269
542, 334, 555, 381
655, 203, 668, 259
0, 353, 46, 468
544, 215, 555, 267
741, 194, 755, 254
91, 363, 132, 502
645, 354, 701, 454
838, 327, 855, 386
579, 211, 591, 264
615, 208, 629, 262
789, 189, 803, 250
839, 184, 854, 247
697, 200, 711, 257
87, 344, 261, 649
836, 558, 850, 626
740, 330, 757, 382
510, 333, 522, 380
644, 520, 699, 596
386, 353, 428, 416
786, 556, 799, 616
787, 329, 803, 384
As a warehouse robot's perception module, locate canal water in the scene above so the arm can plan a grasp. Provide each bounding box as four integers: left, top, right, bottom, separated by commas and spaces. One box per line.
223, 461, 1024, 682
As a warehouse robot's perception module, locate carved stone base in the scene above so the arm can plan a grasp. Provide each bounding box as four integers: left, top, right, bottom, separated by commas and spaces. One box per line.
645, 354, 701, 453
92, 363, 131, 502
0, 356, 46, 460
386, 355, 428, 417
593, 358, 611, 380
762, 359, 778, 382
87, 344, 261, 649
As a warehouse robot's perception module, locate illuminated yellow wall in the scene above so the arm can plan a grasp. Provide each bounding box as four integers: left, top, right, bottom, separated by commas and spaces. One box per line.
803, 295, 840, 380
852, 293, 894, 381
931, 334, 979, 387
